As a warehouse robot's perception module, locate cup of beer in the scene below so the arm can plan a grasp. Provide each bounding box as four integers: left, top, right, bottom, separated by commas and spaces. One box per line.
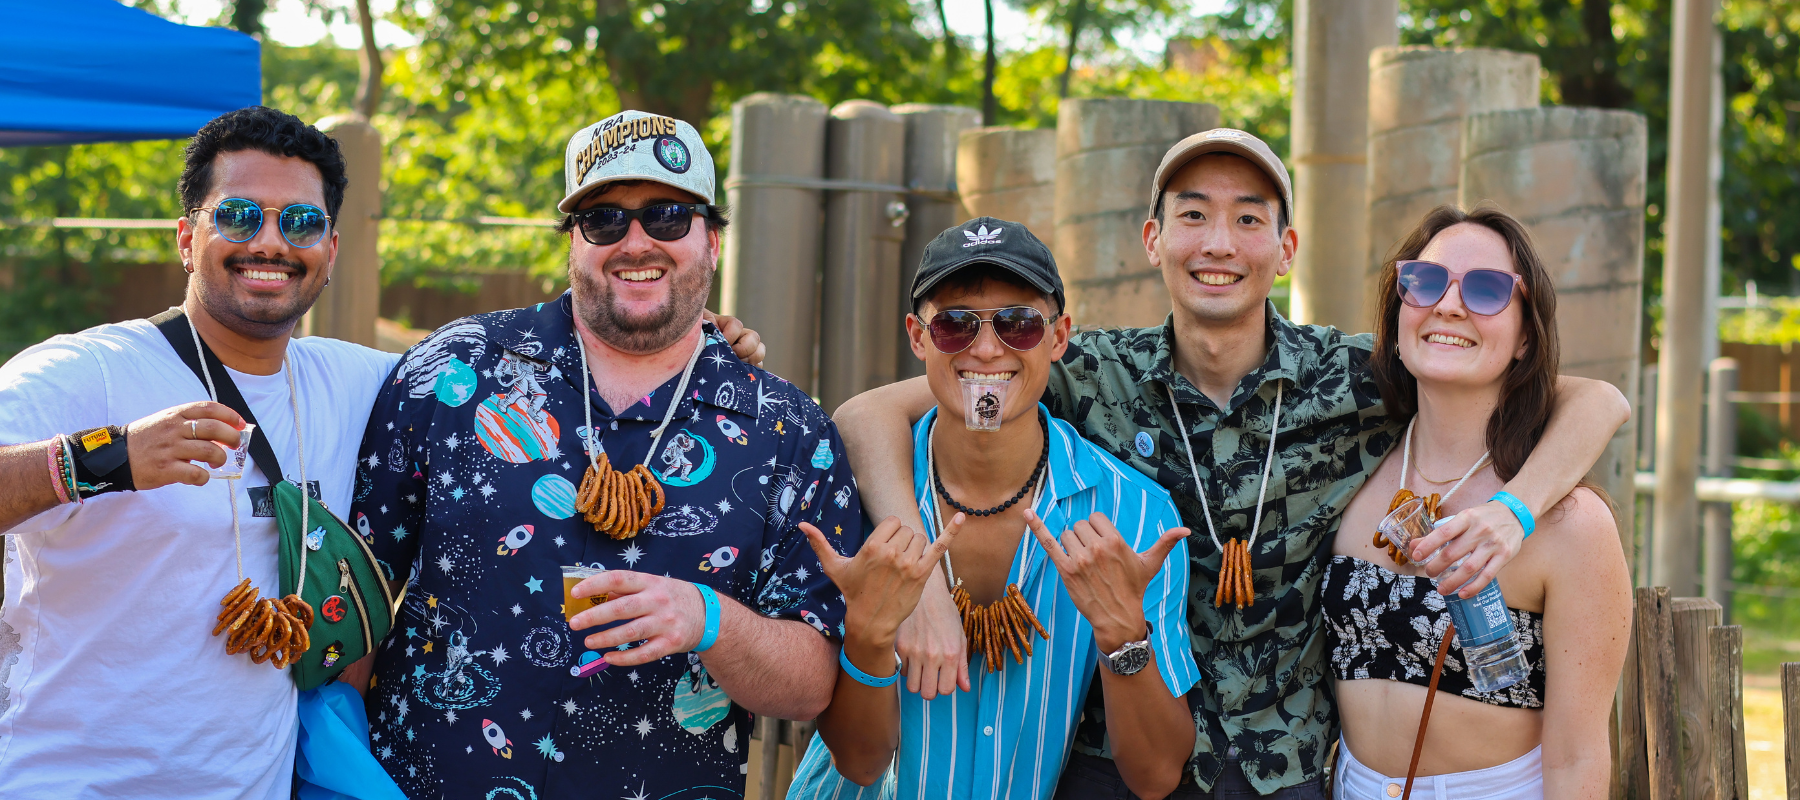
562, 565, 608, 624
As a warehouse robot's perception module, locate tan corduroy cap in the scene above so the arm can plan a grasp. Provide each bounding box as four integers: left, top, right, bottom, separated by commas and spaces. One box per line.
1149, 128, 1292, 222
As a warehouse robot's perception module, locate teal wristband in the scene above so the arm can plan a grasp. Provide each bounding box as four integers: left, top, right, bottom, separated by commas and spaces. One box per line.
1490, 491, 1536, 539
693, 582, 722, 652
839, 646, 901, 688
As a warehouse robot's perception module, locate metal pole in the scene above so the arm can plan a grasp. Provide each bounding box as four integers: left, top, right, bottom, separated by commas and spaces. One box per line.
893, 104, 981, 381
1705, 357, 1737, 616
305, 116, 381, 347
1459, 106, 1648, 573
1364, 47, 1538, 330
1288, 0, 1397, 330
818, 100, 906, 414
1654, 0, 1723, 599
1055, 98, 1217, 328
1639, 362, 1659, 585
722, 93, 829, 393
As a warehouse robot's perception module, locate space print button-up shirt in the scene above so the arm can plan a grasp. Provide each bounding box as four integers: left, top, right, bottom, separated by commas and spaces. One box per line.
352, 293, 863, 800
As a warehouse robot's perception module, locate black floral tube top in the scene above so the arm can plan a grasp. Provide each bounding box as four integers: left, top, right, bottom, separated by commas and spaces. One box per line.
1320, 554, 1547, 709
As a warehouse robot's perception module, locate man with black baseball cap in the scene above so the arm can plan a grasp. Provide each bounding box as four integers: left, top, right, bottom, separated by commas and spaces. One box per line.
836, 132, 1631, 797
788, 217, 1202, 799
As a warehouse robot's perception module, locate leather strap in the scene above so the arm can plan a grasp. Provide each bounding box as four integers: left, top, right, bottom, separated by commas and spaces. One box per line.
1402, 621, 1456, 800
148, 308, 285, 485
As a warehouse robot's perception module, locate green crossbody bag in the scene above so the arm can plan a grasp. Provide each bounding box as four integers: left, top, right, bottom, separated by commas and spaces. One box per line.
275, 481, 397, 691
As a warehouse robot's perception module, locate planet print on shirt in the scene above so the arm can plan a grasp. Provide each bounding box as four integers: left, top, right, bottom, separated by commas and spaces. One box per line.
474, 393, 562, 463
530, 474, 578, 520
433, 356, 480, 407
672, 664, 730, 734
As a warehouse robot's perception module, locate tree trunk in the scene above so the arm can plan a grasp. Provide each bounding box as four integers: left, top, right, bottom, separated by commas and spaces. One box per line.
982, 0, 998, 125
1059, 0, 1089, 98
229, 0, 266, 36
1560, 0, 1631, 107
353, 0, 383, 119
935, 0, 959, 74
594, 0, 716, 123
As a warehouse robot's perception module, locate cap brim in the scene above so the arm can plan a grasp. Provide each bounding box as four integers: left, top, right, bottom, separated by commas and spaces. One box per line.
911, 253, 1061, 306
1153, 138, 1291, 218
556, 174, 714, 213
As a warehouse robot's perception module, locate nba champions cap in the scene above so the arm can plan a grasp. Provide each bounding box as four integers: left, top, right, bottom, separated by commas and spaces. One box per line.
558, 110, 715, 212
1150, 127, 1292, 222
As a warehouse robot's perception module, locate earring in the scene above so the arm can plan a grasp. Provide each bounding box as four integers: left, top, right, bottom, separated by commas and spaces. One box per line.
324, 276, 331, 287
183, 262, 194, 274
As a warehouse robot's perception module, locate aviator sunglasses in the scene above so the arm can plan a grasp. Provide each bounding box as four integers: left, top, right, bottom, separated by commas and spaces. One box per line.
1396, 259, 1528, 316
573, 203, 709, 246
917, 306, 1059, 354
192, 198, 333, 248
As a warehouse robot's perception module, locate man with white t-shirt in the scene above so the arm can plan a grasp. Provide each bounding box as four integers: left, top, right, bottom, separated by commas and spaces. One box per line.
0, 106, 398, 798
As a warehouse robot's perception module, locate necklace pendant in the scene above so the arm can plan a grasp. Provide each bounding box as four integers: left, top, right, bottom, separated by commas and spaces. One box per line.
578, 454, 665, 539
1214, 538, 1257, 610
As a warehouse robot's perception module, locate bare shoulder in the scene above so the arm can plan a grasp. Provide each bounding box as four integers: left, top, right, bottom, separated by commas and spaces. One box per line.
1534, 487, 1624, 561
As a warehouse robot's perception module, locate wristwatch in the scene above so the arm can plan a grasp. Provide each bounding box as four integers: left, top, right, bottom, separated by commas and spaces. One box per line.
1098, 620, 1153, 676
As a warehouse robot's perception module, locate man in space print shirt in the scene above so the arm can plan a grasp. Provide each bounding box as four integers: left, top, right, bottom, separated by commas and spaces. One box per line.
351, 292, 862, 799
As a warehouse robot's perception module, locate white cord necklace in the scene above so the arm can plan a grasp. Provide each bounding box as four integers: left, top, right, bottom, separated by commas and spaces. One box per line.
1165, 382, 1283, 554
574, 325, 709, 475
1399, 416, 1489, 505
923, 415, 1047, 587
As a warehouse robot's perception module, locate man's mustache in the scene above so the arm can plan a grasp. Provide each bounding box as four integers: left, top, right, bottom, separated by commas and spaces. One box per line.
223, 254, 307, 273
601, 251, 677, 274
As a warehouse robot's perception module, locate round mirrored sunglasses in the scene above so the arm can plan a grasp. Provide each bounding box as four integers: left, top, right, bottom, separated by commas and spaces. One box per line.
193, 198, 333, 249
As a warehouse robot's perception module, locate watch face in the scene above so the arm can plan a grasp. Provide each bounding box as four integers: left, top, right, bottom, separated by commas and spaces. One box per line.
1110, 644, 1151, 676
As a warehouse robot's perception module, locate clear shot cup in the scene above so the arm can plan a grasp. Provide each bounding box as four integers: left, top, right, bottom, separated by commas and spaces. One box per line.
959, 377, 1010, 432
561, 565, 608, 624
208, 423, 255, 480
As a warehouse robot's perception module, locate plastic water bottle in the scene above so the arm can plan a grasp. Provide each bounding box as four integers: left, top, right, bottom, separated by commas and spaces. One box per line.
1377, 502, 1530, 693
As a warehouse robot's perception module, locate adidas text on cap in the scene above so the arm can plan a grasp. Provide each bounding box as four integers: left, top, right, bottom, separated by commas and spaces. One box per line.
911, 217, 1065, 313
559, 110, 715, 212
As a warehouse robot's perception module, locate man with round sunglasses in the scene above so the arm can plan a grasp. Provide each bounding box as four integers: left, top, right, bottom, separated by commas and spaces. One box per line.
0, 106, 400, 798
789, 217, 1202, 800
344, 110, 856, 800
834, 129, 1630, 796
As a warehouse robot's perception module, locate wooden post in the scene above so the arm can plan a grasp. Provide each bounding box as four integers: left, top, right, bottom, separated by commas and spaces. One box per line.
1705, 358, 1738, 616
1637, 587, 1679, 799
1672, 596, 1721, 800
1619, 598, 1647, 799
306, 116, 382, 347
1710, 625, 1747, 800
1784, 662, 1800, 800
757, 715, 780, 800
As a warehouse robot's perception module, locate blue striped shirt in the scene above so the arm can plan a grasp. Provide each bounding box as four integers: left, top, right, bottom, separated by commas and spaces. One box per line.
789, 405, 1200, 800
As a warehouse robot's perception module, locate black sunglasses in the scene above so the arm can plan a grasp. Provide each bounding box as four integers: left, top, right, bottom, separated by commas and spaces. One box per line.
916, 307, 1058, 354
572, 203, 709, 246
192, 198, 332, 248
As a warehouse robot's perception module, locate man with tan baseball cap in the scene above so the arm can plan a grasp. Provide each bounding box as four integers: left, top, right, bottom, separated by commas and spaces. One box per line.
830, 126, 1630, 796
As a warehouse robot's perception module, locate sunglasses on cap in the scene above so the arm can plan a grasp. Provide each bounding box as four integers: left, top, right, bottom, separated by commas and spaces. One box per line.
192, 198, 333, 248
1396, 259, 1528, 317
916, 306, 1059, 354
572, 203, 708, 246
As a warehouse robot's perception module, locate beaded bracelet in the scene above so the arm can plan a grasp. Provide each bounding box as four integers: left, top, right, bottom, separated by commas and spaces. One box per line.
46, 440, 70, 505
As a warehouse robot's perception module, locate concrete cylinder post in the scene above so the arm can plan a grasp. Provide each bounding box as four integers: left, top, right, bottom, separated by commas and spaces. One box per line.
1365, 47, 1539, 331
1459, 106, 1648, 561
894, 104, 982, 380
818, 100, 906, 413
306, 116, 381, 347
1289, 0, 1397, 330
1054, 98, 1217, 329
1655, 0, 1724, 599
722, 93, 829, 392
957, 127, 1057, 244
1705, 357, 1737, 614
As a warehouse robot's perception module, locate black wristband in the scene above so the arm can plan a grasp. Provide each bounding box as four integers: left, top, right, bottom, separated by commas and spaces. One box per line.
65, 426, 135, 498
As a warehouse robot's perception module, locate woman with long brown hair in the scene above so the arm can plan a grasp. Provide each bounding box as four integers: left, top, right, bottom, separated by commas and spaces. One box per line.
1321, 205, 1632, 798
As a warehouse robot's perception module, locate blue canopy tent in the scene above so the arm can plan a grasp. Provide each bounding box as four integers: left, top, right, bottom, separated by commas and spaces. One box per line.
0, 0, 261, 145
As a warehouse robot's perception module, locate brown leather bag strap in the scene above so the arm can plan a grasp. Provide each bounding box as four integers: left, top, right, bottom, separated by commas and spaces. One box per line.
1402, 622, 1456, 800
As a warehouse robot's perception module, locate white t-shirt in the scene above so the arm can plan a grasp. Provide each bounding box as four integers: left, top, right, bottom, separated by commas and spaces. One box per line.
0, 319, 398, 800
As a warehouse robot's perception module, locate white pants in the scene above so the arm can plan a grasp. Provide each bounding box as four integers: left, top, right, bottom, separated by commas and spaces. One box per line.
1333, 739, 1543, 800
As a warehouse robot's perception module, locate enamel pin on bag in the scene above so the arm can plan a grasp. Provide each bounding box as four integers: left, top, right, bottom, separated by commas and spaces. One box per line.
153, 309, 397, 691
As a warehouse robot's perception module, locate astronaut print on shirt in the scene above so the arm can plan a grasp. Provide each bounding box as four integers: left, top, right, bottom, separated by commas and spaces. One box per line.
352, 293, 862, 800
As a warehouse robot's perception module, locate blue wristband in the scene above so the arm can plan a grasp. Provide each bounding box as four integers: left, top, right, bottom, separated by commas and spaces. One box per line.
693, 582, 722, 652
1490, 491, 1536, 540
838, 646, 901, 688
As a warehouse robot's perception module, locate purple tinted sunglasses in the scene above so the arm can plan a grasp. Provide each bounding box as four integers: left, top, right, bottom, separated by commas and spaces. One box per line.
1396, 259, 1528, 316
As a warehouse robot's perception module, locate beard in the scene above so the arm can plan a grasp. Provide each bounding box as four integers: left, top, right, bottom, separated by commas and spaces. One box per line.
192, 253, 322, 340
569, 247, 714, 355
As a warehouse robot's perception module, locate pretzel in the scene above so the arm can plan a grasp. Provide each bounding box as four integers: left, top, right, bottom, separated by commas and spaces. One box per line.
598, 470, 621, 532
1002, 614, 1024, 665
282, 594, 315, 630
645, 466, 665, 517
220, 578, 254, 607
1238, 541, 1253, 608
1009, 587, 1049, 640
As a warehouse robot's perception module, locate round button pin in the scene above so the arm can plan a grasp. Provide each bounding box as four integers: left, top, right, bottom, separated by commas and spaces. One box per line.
1134, 431, 1155, 458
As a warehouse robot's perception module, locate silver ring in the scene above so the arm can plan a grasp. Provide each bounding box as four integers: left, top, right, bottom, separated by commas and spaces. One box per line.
187, 420, 198, 440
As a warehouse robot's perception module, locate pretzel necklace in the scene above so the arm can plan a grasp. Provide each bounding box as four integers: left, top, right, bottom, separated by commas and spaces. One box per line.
925, 418, 1049, 673
188, 319, 314, 668
1379, 418, 1490, 566
571, 330, 705, 539
1166, 383, 1282, 610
